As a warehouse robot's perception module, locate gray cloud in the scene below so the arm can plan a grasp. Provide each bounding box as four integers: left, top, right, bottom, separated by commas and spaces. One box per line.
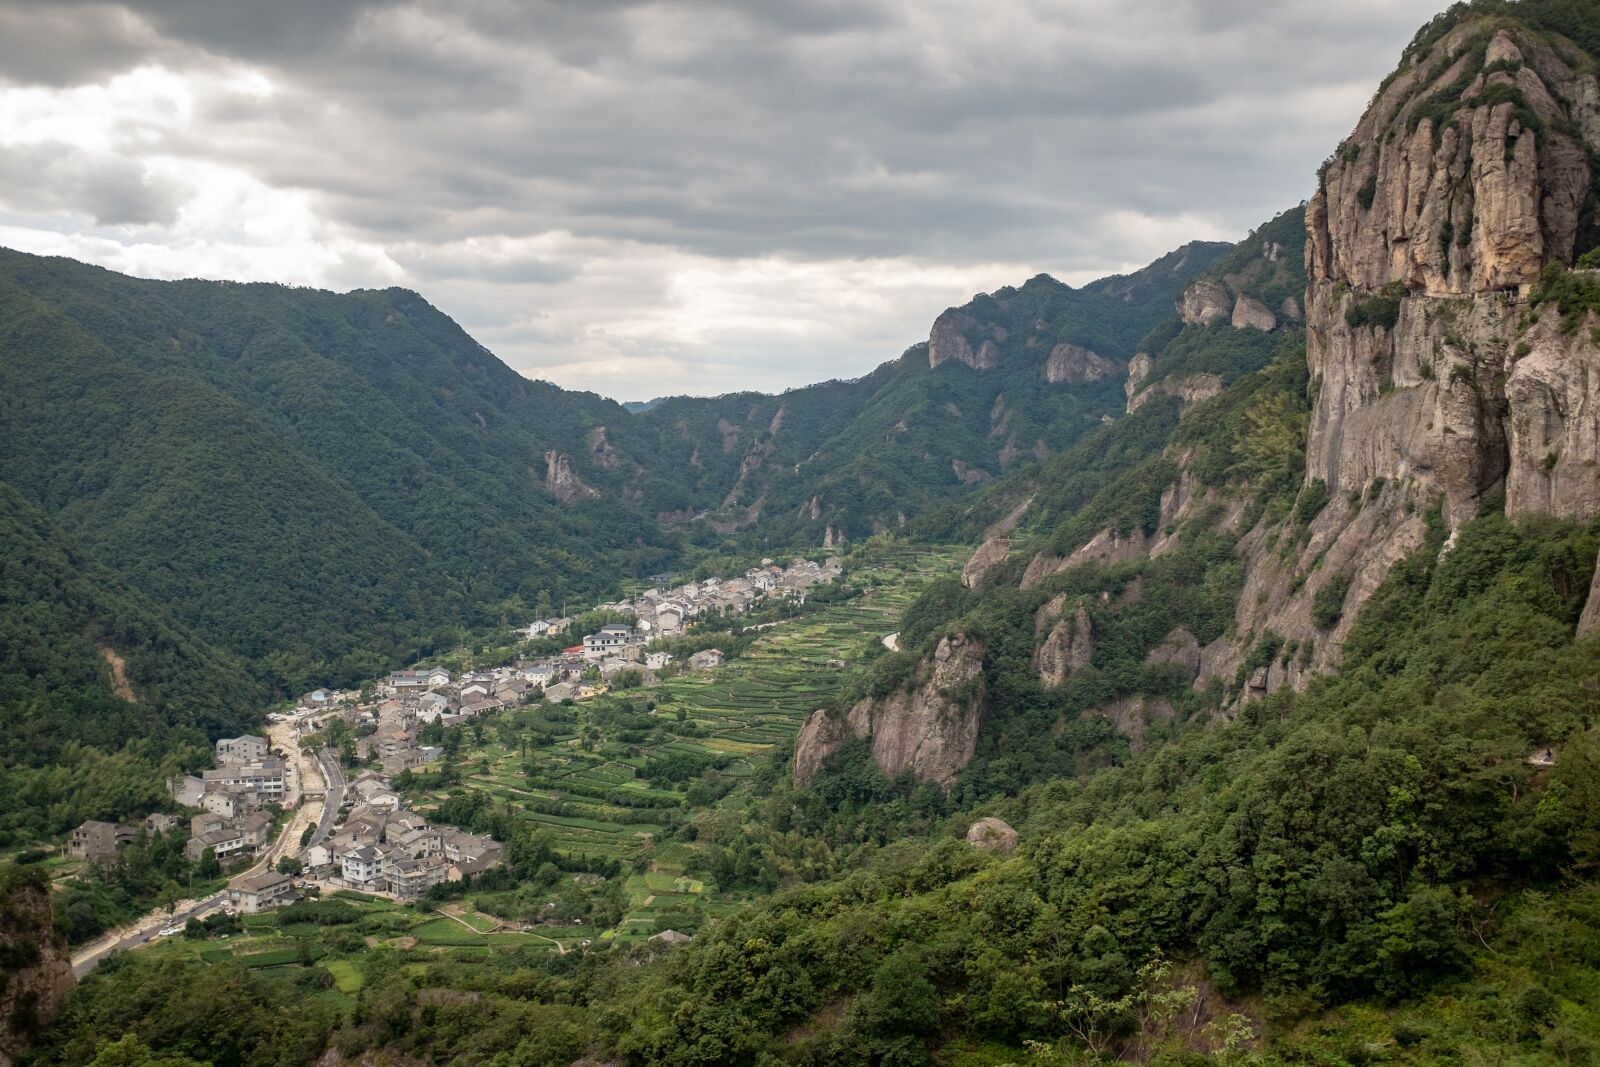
0, 0, 1446, 397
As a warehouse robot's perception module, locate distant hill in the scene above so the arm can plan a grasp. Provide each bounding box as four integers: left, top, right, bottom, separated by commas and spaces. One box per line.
0, 239, 1227, 694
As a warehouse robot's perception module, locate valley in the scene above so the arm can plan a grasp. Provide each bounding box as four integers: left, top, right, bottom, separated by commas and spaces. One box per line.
4, 2, 1600, 1066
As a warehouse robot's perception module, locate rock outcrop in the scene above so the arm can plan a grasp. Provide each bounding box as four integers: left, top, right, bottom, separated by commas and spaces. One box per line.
1033, 600, 1093, 687
0, 868, 74, 1067
1231, 294, 1277, 332
1044, 343, 1116, 383
794, 633, 988, 788
965, 817, 1018, 855
1306, 22, 1600, 529
543, 451, 598, 503
1180, 279, 1233, 326
1127, 373, 1225, 414
586, 425, 624, 471
928, 309, 999, 370
961, 536, 1010, 588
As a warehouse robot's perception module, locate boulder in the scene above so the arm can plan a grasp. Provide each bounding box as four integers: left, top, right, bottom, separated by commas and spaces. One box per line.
965, 817, 1018, 855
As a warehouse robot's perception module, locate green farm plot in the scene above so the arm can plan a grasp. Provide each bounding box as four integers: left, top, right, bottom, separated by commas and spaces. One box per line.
435, 543, 963, 937
324, 959, 364, 994
410, 917, 487, 947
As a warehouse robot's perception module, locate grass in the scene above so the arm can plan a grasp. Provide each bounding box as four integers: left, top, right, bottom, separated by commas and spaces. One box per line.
323, 959, 364, 994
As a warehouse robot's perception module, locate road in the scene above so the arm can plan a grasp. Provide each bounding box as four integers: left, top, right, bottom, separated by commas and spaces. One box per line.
310, 749, 345, 847
71, 728, 343, 978
71, 891, 226, 977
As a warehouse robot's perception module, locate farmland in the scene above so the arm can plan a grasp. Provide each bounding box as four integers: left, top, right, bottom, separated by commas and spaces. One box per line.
422, 542, 963, 943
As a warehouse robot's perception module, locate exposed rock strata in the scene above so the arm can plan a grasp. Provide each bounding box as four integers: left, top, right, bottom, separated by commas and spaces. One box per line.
961, 536, 1010, 589
543, 451, 598, 503
1306, 23, 1600, 528
794, 633, 987, 788
1045, 343, 1116, 383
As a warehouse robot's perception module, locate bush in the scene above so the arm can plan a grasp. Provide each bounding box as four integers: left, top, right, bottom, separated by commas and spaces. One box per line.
1346, 282, 1408, 330
1312, 572, 1354, 629
1356, 175, 1378, 209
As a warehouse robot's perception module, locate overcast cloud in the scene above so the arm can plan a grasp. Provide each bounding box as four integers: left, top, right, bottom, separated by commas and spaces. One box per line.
0, 0, 1443, 399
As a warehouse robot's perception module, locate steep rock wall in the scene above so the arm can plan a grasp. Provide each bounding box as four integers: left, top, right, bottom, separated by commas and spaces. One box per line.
794, 633, 987, 788
1306, 23, 1600, 528
0, 869, 74, 1067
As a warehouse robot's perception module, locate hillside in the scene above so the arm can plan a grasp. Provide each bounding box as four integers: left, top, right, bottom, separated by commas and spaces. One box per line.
0, 484, 259, 842
14, 2, 1600, 1065
0, 238, 1223, 698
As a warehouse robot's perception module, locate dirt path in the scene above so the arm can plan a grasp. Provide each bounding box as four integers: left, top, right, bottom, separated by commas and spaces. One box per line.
882, 632, 899, 651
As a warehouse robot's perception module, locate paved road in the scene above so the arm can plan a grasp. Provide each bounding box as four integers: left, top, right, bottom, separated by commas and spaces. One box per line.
310, 749, 344, 847
72, 892, 226, 977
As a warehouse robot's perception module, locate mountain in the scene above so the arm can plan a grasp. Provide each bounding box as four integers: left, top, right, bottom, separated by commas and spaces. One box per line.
632, 242, 1230, 546
21, 4, 1600, 1063
0, 483, 260, 840
0, 238, 1224, 698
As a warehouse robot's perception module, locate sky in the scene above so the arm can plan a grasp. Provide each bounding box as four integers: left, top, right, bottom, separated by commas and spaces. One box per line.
0, 0, 1446, 401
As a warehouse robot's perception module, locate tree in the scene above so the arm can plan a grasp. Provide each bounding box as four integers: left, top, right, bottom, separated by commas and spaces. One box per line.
277, 855, 303, 875
197, 847, 221, 880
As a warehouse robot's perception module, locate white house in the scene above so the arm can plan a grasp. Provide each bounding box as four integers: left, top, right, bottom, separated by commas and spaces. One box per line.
341, 846, 383, 886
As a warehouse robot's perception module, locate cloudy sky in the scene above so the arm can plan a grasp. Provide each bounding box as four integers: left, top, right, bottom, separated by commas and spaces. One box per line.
0, 0, 1443, 400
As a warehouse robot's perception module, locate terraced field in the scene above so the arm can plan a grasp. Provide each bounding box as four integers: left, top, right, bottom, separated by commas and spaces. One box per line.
447, 542, 963, 942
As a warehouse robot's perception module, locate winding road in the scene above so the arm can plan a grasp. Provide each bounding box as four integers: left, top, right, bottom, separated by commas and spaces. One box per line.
70, 723, 346, 978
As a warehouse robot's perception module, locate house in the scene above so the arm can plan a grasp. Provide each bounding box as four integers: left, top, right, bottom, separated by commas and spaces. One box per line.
185, 825, 248, 863
416, 692, 451, 720
301, 843, 333, 870
236, 810, 275, 850
426, 667, 452, 688
688, 649, 725, 671
520, 663, 557, 687
650, 929, 694, 945
229, 870, 294, 913
67, 820, 133, 863
646, 651, 673, 671
380, 750, 427, 776
654, 606, 684, 632
341, 846, 384, 886
543, 682, 578, 703
384, 855, 448, 899
459, 681, 491, 701
144, 813, 177, 837
200, 790, 247, 819
191, 812, 227, 837
300, 688, 331, 706
582, 624, 633, 660
167, 774, 205, 806
386, 670, 431, 693
202, 759, 286, 800
460, 698, 504, 718
440, 829, 503, 877
215, 734, 270, 764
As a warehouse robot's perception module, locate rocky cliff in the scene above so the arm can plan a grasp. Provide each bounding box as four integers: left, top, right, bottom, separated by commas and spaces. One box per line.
794, 633, 987, 788
0, 867, 74, 1067
1306, 19, 1600, 529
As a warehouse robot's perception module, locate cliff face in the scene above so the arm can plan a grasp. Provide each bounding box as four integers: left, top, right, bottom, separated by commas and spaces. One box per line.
1306, 21, 1600, 528
794, 633, 987, 788
0, 868, 75, 1067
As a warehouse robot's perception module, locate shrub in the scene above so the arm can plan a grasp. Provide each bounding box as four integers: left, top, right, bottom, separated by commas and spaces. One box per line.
1356, 175, 1378, 209
1312, 572, 1354, 629
1345, 282, 1408, 330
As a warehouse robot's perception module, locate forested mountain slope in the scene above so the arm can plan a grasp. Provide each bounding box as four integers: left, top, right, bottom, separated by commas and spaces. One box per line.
0, 484, 258, 842
0, 237, 1223, 697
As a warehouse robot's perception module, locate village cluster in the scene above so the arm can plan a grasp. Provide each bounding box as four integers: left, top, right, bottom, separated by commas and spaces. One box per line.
62, 556, 843, 921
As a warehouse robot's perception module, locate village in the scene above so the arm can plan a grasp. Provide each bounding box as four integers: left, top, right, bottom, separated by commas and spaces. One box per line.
62, 555, 843, 948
